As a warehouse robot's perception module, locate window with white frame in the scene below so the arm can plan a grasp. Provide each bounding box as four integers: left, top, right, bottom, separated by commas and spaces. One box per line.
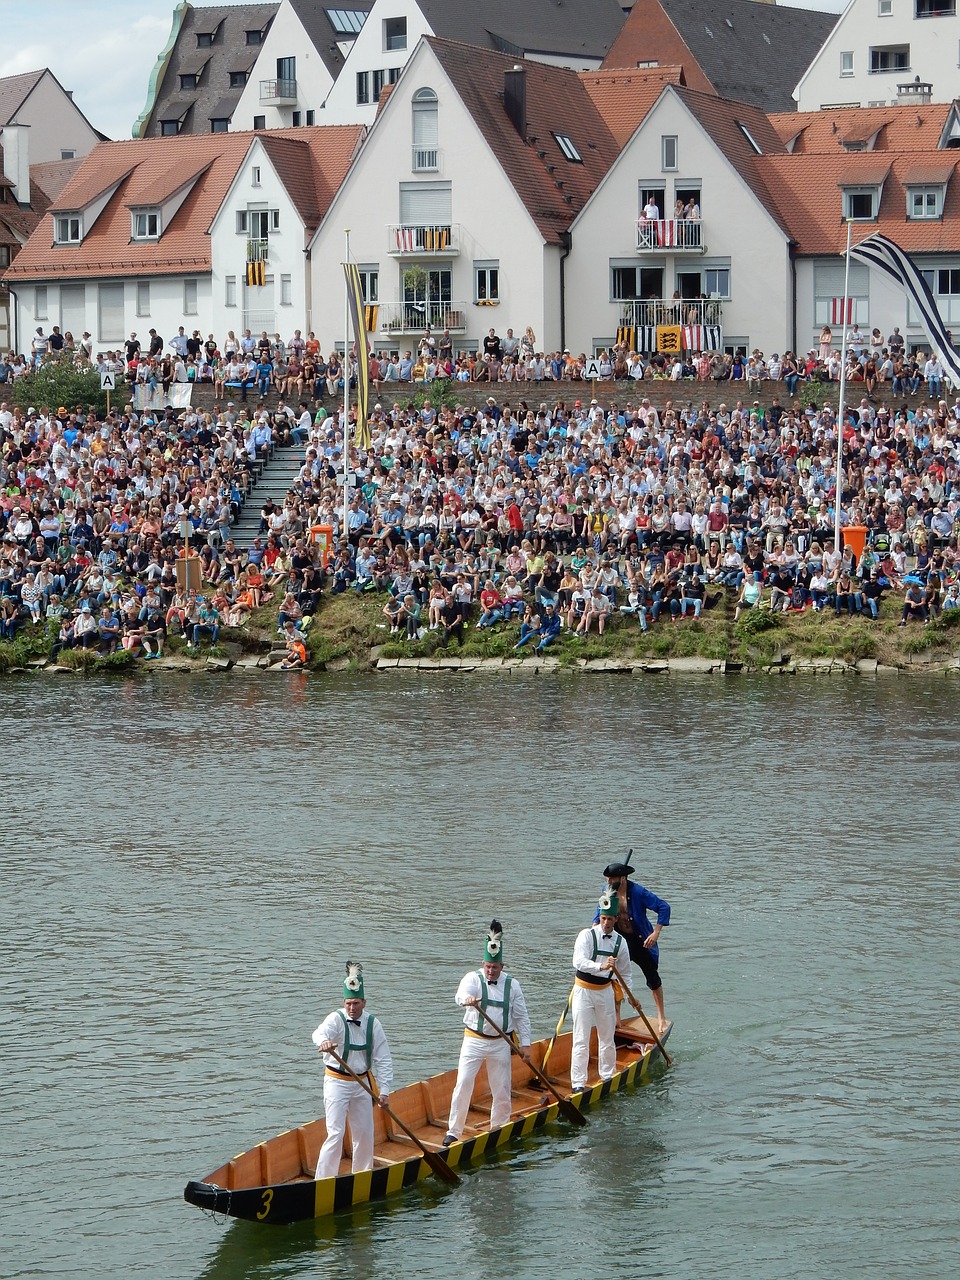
55, 215, 81, 244
357, 266, 379, 302
280, 274, 292, 305
475, 261, 500, 303
554, 132, 582, 163
705, 266, 731, 298
907, 186, 944, 218
814, 261, 869, 325
843, 187, 880, 220
252, 166, 261, 186
136, 281, 151, 316
35, 286, 48, 319
870, 44, 910, 73
225, 275, 237, 307
840, 51, 854, 76
661, 135, 678, 171
60, 149, 76, 160
383, 16, 406, 49
879, 0, 892, 12
184, 280, 198, 315
412, 87, 439, 170
236, 210, 248, 234
131, 209, 160, 240
916, 0, 955, 15
911, 266, 960, 325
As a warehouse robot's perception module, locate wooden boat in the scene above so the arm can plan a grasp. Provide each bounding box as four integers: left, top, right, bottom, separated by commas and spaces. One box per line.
183, 1016, 671, 1226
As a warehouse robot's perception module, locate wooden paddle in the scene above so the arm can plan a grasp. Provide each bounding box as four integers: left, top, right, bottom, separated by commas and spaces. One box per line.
613, 967, 673, 1067
472, 1004, 587, 1127
320, 1045, 461, 1187
539, 984, 574, 1072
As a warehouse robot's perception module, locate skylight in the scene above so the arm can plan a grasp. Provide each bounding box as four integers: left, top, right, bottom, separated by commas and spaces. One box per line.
554, 133, 582, 163
327, 8, 366, 34
736, 121, 762, 155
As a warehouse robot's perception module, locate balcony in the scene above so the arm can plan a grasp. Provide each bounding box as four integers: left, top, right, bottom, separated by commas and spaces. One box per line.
619, 298, 723, 327
246, 238, 269, 262
387, 224, 460, 256
635, 218, 705, 253
259, 78, 297, 104
376, 302, 469, 334
412, 146, 441, 172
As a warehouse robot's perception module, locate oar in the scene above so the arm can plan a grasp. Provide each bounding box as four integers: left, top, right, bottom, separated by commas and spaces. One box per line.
472, 1004, 587, 1127
540, 984, 574, 1072
320, 1045, 461, 1187
613, 967, 673, 1067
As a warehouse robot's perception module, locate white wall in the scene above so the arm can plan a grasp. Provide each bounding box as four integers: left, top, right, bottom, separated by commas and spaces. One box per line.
13, 276, 212, 354
566, 90, 792, 358
209, 137, 309, 345
309, 42, 554, 354
796, 0, 960, 109
8, 72, 103, 160
320, 0, 431, 125
231, 1, 336, 131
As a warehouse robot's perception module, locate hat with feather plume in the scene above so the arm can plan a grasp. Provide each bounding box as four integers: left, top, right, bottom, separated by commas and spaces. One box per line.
483, 919, 504, 964
343, 960, 364, 1000
598, 890, 619, 917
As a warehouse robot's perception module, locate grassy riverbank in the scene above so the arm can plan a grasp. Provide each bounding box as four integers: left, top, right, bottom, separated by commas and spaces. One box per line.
3, 590, 960, 674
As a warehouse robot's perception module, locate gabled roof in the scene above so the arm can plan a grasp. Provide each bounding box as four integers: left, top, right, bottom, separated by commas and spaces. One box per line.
137, 2, 279, 138
603, 0, 838, 114
5, 125, 362, 280
426, 38, 619, 244
0, 70, 45, 125
0, 149, 77, 246
757, 105, 960, 255
288, 0, 374, 78
580, 66, 686, 149
418, 0, 628, 62
125, 158, 213, 208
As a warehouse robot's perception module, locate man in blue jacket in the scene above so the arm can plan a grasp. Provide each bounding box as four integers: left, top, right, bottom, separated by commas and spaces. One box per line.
515, 601, 561, 654
595, 855, 670, 1032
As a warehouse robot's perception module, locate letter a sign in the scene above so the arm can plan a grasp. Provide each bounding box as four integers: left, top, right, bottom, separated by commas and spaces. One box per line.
100, 371, 116, 391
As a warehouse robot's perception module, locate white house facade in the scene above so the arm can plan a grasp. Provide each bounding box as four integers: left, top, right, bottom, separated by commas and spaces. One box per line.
795, 0, 960, 110
319, 0, 430, 125
0, 69, 103, 162
308, 40, 612, 355
566, 86, 793, 360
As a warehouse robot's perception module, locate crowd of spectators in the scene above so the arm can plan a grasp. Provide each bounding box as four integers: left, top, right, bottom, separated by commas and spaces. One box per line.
3, 317, 960, 663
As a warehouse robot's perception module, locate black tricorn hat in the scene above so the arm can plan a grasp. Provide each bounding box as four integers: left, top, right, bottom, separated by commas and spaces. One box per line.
603, 850, 635, 879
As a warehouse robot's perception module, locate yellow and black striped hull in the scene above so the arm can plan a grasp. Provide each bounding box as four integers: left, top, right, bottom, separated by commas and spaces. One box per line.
183, 1019, 671, 1226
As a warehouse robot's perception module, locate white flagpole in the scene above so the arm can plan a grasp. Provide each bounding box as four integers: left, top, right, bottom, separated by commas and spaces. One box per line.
834, 217, 853, 556
343, 229, 351, 540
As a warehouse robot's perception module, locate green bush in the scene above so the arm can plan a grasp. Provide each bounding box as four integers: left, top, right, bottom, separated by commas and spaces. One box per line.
9, 359, 110, 415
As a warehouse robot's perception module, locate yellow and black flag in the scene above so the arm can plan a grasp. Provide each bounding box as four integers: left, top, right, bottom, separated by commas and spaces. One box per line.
343, 261, 371, 450
246, 260, 265, 287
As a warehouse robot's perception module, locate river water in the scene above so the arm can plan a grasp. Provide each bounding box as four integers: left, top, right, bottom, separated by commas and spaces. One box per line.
2, 673, 958, 1280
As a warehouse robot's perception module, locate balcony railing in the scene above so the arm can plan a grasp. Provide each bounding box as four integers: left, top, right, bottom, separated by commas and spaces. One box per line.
619, 298, 722, 327
636, 218, 704, 252
412, 146, 440, 172
259, 78, 297, 104
377, 302, 469, 334
387, 223, 460, 255
246, 238, 269, 262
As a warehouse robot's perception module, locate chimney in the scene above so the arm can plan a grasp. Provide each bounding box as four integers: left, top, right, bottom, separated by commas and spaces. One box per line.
503, 65, 526, 140
897, 75, 932, 105
1, 124, 30, 205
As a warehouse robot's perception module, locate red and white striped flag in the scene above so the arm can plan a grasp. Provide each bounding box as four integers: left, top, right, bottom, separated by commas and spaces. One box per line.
831, 297, 853, 325
655, 220, 677, 247
395, 226, 415, 251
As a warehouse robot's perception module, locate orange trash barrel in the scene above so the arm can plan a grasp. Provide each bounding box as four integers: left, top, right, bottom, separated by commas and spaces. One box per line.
309, 524, 335, 569
841, 525, 867, 563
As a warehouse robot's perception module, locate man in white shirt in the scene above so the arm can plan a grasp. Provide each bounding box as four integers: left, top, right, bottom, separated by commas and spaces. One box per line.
570, 891, 632, 1092
312, 963, 393, 1179
443, 921, 531, 1146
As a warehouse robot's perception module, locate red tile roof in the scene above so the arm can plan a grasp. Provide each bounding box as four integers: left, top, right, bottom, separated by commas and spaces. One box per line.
5, 125, 363, 280
580, 66, 686, 148
768, 103, 952, 154
426, 38, 619, 244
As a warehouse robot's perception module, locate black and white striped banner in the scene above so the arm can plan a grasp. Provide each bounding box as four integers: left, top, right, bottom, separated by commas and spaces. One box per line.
849, 232, 960, 386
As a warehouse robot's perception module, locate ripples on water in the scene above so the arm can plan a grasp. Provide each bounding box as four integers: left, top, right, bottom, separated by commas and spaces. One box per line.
2, 674, 958, 1279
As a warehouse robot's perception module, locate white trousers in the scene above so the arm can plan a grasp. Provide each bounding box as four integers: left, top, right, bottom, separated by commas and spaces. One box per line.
571, 984, 617, 1090
315, 1075, 373, 1179
447, 1034, 513, 1137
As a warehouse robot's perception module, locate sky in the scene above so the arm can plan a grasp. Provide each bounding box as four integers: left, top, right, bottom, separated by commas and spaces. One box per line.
0, 0, 847, 143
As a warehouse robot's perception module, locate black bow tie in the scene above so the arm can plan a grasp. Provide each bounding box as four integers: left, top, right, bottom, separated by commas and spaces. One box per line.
487, 978, 499, 986
348, 1018, 361, 1026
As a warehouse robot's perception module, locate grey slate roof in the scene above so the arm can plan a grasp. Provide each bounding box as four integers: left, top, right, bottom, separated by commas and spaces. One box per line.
288, 0, 374, 78
660, 0, 838, 114
139, 2, 279, 137
418, 0, 628, 62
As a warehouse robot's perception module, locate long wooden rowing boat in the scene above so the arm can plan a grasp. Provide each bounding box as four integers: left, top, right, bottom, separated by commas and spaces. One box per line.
183, 1016, 671, 1226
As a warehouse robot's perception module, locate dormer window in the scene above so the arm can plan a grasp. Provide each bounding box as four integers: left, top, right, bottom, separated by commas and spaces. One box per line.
197, 32, 213, 48
908, 187, 943, 218
132, 209, 160, 240
55, 215, 82, 244
180, 73, 197, 91
246, 29, 264, 45
844, 188, 879, 220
